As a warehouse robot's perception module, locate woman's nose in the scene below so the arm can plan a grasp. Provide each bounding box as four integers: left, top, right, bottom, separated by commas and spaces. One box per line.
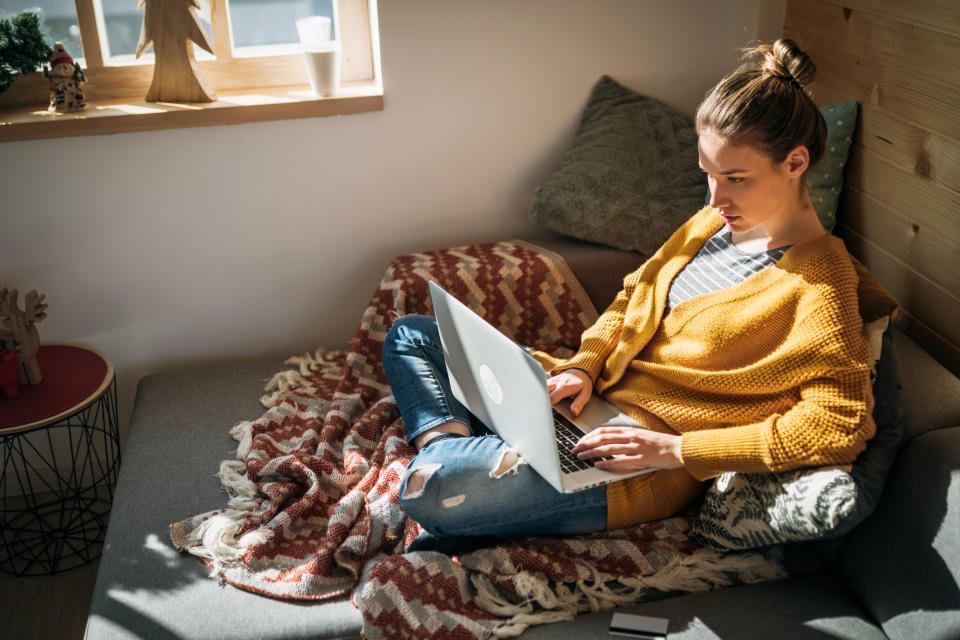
708, 182, 721, 207
708, 179, 727, 208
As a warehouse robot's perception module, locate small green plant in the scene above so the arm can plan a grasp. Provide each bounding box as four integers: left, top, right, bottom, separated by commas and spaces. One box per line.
0, 11, 54, 95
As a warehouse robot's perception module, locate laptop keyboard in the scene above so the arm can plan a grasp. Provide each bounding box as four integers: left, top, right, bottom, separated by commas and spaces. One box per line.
553, 411, 614, 473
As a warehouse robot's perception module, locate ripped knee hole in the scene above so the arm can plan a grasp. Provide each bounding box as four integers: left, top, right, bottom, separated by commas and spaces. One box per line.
402, 463, 441, 500
491, 448, 520, 478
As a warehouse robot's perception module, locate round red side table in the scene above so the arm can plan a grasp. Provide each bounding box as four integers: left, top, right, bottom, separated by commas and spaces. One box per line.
0, 344, 121, 576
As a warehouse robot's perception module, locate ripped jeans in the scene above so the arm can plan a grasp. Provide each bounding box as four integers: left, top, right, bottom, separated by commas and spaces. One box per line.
382, 315, 606, 538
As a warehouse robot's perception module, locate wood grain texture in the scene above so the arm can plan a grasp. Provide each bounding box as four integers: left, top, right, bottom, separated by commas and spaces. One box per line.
0, 86, 382, 142
137, 0, 217, 102
838, 223, 960, 349
787, 0, 960, 374
813, 81, 960, 194
788, 1, 959, 86
822, 0, 960, 37
845, 144, 960, 247
840, 185, 960, 297
338, 0, 374, 83
73, 0, 106, 67
0, 558, 99, 639
210, 0, 234, 60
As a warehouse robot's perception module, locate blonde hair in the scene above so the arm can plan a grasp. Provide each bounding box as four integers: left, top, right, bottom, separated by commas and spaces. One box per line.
696, 39, 827, 169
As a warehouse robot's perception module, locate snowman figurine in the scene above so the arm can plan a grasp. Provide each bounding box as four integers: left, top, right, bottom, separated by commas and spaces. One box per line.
43, 42, 87, 112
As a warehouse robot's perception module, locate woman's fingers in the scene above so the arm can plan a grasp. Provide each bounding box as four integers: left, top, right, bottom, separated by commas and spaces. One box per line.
571, 427, 633, 453
547, 371, 592, 409
574, 431, 653, 474
570, 386, 591, 416
573, 427, 684, 470
548, 383, 576, 404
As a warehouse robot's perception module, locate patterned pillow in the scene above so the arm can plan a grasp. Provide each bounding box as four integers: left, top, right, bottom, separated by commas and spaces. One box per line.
808, 100, 858, 232
690, 319, 903, 550
530, 75, 707, 254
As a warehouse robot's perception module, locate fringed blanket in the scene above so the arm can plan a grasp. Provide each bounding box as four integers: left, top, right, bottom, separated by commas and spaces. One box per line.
170, 240, 785, 637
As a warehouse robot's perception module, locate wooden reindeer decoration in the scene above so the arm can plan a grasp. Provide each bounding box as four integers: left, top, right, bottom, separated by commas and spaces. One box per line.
136, 0, 217, 102
0, 288, 48, 384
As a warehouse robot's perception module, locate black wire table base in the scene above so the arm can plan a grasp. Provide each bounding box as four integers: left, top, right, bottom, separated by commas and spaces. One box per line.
0, 379, 121, 576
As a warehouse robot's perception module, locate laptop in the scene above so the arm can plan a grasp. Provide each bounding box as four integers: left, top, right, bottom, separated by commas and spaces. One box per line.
429, 281, 655, 493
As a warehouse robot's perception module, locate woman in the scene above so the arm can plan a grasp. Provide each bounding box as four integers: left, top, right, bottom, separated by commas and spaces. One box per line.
382, 39, 891, 550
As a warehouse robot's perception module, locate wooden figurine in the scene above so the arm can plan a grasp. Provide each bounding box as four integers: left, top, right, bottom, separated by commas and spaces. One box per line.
0, 288, 48, 384
136, 0, 217, 102
43, 42, 88, 112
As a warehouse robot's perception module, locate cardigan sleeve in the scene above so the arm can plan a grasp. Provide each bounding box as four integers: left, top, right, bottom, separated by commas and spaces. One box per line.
679, 305, 877, 481
681, 368, 876, 479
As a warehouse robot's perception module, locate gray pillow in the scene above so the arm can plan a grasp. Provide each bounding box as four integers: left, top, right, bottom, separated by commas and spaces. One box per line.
530, 75, 706, 254
690, 321, 903, 550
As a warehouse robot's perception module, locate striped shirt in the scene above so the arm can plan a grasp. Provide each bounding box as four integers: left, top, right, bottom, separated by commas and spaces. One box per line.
665, 227, 790, 313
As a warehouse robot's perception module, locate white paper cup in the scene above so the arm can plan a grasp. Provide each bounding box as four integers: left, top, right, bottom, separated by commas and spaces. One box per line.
303, 45, 341, 97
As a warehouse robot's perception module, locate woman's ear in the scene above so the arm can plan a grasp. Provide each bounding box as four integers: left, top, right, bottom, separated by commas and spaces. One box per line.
785, 145, 810, 178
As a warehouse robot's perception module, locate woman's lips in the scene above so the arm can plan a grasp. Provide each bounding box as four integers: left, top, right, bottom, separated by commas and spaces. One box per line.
719, 211, 739, 223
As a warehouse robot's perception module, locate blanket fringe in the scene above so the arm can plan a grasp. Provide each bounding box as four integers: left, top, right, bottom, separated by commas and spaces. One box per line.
482, 546, 785, 637
230, 421, 255, 459
180, 460, 272, 575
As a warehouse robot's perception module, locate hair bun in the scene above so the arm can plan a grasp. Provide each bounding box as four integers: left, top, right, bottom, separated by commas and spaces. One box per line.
698, 38, 826, 168
746, 38, 817, 89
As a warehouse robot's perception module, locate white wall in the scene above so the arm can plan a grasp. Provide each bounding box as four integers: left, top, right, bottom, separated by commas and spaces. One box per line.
0, 0, 785, 439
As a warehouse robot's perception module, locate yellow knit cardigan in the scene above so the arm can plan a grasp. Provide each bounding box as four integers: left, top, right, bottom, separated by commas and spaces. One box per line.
556, 206, 898, 529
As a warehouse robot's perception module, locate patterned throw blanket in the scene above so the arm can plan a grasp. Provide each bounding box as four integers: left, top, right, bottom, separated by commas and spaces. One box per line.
170, 240, 784, 638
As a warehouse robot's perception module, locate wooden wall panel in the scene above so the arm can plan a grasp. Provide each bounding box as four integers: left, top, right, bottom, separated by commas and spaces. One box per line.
829, 0, 960, 36
840, 187, 960, 296
813, 83, 960, 194
845, 145, 960, 246
788, 1, 959, 86
839, 222, 960, 342
785, 0, 960, 375
793, 37, 958, 137
839, 223, 960, 370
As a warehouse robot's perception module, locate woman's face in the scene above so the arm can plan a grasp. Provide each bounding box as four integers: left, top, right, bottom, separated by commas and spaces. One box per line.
697, 129, 806, 236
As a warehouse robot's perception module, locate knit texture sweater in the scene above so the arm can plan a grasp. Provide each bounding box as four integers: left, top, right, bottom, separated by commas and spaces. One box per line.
556, 206, 897, 530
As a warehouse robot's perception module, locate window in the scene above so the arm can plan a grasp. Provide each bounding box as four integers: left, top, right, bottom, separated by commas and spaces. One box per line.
0, 0, 381, 141
1, 0, 85, 61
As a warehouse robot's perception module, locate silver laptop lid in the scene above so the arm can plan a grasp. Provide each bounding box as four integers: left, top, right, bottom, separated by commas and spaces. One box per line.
429, 281, 566, 492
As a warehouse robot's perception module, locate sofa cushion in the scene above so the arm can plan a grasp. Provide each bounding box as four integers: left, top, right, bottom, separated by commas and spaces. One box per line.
529, 75, 706, 254
85, 361, 363, 640
521, 227, 647, 311
518, 573, 886, 639
839, 425, 960, 640
894, 329, 960, 441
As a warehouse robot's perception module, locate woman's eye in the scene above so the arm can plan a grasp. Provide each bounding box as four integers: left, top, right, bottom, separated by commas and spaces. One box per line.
728, 177, 745, 184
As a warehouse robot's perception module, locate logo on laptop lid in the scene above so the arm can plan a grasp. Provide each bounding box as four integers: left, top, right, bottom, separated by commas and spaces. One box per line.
478, 364, 503, 405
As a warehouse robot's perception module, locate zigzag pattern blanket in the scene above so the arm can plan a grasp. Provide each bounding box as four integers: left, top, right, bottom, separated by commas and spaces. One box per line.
170, 240, 784, 638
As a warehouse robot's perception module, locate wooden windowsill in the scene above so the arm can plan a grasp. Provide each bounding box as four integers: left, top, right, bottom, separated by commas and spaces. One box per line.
0, 81, 383, 143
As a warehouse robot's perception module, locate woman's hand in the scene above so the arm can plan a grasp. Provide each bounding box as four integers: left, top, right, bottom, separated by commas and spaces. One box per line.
546, 369, 593, 416
571, 426, 684, 474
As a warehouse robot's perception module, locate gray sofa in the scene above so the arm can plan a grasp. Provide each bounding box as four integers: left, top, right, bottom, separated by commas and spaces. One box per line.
85, 231, 960, 639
